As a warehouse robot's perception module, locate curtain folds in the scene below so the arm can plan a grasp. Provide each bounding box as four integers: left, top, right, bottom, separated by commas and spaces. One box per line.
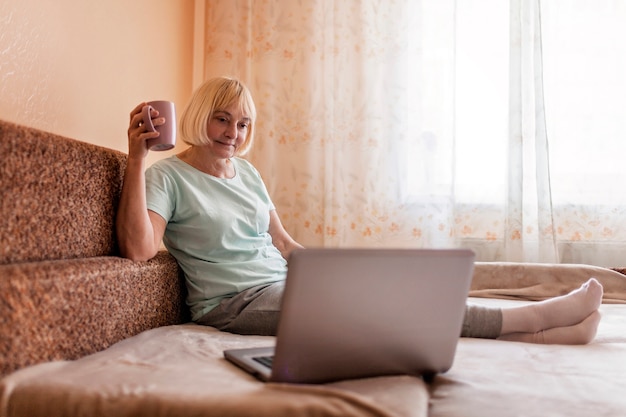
507, 0, 558, 262
199, 0, 626, 267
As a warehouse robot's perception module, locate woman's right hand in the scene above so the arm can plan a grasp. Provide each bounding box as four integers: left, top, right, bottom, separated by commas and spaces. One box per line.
127, 102, 165, 159
118, 103, 168, 261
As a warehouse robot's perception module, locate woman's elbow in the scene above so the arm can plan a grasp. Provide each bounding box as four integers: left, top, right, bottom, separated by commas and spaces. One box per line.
118, 241, 158, 262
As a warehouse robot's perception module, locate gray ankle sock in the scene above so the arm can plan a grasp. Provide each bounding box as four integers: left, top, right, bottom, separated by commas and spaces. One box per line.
461, 304, 503, 339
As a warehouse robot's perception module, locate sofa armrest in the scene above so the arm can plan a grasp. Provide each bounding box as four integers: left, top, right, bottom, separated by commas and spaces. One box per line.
0, 251, 187, 377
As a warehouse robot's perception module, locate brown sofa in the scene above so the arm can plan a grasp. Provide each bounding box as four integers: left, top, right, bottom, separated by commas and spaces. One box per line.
0, 119, 188, 377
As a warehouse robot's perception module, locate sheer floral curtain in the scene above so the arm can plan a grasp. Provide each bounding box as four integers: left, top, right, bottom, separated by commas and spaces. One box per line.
542, 0, 626, 267
507, 0, 558, 262
197, 0, 626, 267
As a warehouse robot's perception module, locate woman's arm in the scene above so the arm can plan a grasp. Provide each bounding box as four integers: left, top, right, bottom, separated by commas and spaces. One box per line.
116, 103, 167, 261
268, 210, 304, 260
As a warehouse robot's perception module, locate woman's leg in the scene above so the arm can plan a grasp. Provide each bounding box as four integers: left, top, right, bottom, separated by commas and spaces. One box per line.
463, 278, 603, 344
498, 310, 601, 344
499, 278, 603, 334
461, 304, 503, 339
199, 277, 603, 344
196, 281, 285, 336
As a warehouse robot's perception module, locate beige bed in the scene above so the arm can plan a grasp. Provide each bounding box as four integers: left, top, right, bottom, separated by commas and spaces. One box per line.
1, 262, 626, 417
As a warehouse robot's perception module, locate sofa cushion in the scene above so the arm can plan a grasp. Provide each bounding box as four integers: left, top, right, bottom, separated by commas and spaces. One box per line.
0, 119, 127, 264
0, 251, 186, 376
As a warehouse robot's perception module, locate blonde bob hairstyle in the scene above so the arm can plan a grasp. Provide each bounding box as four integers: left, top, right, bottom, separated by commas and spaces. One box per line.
178, 76, 257, 156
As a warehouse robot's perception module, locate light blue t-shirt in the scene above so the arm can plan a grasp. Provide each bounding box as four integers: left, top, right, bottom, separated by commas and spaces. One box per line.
145, 156, 287, 321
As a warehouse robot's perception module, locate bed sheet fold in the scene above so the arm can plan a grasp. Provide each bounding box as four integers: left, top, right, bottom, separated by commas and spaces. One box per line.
471, 262, 626, 302
0, 324, 429, 417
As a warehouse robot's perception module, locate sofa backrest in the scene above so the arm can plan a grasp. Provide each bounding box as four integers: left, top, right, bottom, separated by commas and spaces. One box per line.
0, 120, 127, 264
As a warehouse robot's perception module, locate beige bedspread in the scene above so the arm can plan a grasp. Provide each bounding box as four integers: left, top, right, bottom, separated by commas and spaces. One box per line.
0, 324, 428, 417
1, 262, 626, 417
431, 299, 626, 417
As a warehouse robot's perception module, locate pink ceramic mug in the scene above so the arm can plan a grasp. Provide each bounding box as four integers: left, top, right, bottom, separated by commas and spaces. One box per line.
141, 100, 176, 151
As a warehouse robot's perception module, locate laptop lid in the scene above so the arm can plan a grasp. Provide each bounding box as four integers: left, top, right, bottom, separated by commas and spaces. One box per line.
224, 248, 475, 384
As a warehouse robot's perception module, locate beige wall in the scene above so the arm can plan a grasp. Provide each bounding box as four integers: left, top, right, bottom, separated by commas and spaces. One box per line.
0, 0, 194, 164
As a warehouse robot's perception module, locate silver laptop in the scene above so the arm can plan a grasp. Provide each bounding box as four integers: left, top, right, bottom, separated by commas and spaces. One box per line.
224, 248, 475, 384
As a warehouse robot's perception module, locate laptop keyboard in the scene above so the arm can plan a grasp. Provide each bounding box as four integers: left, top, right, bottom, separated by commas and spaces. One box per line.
253, 355, 274, 369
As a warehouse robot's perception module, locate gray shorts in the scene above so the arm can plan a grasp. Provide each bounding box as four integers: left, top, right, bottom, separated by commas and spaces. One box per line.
196, 281, 285, 336
195, 279, 502, 339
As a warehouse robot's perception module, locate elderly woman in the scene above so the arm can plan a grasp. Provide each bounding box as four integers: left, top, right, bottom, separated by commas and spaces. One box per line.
117, 76, 602, 345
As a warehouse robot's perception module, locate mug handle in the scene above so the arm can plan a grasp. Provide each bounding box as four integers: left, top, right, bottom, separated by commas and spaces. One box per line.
141, 105, 157, 133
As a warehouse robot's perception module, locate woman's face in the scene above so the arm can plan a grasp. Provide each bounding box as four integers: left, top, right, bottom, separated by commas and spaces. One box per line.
205, 102, 250, 159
